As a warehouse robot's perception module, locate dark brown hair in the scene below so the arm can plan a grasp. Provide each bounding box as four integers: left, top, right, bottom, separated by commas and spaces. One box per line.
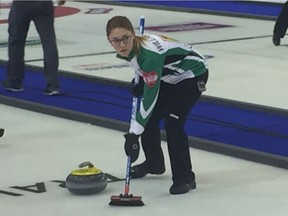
106, 16, 135, 37
106, 16, 146, 55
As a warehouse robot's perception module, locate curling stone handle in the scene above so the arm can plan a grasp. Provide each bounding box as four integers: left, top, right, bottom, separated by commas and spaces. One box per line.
78, 161, 94, 168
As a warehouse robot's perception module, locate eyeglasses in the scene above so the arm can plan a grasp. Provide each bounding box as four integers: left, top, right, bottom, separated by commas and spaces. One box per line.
109, 35, 132, 46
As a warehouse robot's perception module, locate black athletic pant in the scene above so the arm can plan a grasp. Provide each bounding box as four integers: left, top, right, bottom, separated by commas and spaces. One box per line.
141, 71, 208, 184
274, 1, 288, 39
7, 1, 59, 88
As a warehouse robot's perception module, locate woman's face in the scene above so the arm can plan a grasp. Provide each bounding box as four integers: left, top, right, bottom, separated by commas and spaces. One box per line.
108, 27, 135, 57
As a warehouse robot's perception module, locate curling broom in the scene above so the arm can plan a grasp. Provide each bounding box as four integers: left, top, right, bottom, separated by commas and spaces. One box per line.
109, 16, 145, 207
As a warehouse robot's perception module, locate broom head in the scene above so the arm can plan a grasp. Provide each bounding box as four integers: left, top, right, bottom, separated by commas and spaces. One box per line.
109, 194, 144, 206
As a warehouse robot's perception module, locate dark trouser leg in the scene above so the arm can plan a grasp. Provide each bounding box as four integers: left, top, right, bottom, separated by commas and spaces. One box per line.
139, 78, 173, 171
7, 3, 30, 86
140, 123, 165, 171
33, 1, 60, 88
274, 1, 288, 38
165, 114, 194, 183
165, 72, 208, 183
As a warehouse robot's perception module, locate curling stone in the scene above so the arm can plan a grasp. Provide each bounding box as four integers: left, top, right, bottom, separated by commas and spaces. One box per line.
66, 161, 108, 195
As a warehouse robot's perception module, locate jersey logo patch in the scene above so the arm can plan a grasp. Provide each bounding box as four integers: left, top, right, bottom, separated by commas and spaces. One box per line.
143, 71, 158, 88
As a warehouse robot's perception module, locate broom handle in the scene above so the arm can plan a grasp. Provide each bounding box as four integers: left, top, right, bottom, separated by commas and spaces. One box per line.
124, 16, 145, 196
130, 15, 145, 124
124, 156, 132, 195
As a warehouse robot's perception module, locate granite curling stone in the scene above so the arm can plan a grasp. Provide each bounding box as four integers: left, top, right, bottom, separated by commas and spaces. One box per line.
66, 161, 108, 195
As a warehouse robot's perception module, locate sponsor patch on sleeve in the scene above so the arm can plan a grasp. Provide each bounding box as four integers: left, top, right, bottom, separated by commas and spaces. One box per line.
142, 71, 158, 88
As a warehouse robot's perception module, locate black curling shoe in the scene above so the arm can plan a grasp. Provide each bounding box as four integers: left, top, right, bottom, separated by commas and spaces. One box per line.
131, 162, 165, 179
272, 35, 281, 46
169, 181, 196, 195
